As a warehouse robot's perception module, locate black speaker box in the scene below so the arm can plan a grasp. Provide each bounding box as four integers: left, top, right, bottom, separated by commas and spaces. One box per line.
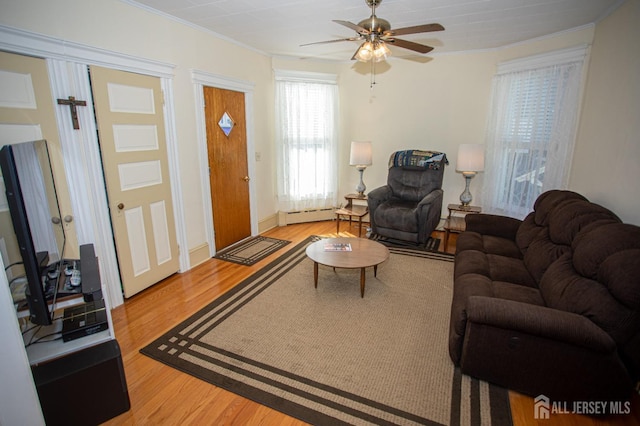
31, 339, 130, 425
80, 243, 102, 302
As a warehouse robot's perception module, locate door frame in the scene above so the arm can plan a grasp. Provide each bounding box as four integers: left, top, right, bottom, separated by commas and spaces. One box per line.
0, 25, 189, 308
192, 70, 258, 257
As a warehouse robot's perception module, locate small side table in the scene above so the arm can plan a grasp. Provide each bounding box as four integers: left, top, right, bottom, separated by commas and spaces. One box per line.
335, 193, 368, 237
443, 204, 481, 251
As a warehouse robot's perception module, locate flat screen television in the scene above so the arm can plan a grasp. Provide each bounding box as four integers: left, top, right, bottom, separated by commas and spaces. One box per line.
0, 140, 66, 325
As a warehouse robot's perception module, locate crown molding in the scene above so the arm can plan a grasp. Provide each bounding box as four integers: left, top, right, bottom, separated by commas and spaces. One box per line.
0, 24, 175, 78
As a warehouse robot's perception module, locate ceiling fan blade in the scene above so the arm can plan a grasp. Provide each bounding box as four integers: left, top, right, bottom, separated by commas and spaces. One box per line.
301, 37, 362, 47
333, 20, 370, 34
351, 44, 363, 61
385, 23, 444, 37
387, 38, 434, 54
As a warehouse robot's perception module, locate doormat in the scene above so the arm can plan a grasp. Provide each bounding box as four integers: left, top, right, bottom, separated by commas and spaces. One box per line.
214, 236, 291, 266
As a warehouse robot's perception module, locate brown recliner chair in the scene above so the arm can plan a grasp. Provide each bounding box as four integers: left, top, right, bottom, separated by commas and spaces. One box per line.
367, 150, 447, 246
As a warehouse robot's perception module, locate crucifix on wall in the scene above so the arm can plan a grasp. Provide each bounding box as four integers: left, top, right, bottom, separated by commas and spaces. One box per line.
57, 96, 87, 130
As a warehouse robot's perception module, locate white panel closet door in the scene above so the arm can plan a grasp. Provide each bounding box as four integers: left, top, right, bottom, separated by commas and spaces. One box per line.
90, 66, 179, 297
0, 51, 79, 259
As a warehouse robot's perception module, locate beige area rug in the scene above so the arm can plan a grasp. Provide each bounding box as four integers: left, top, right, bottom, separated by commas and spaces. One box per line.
141, 236, 512, 426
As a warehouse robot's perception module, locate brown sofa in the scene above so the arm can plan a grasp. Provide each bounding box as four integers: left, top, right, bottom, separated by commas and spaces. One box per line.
449, 190, 640, 403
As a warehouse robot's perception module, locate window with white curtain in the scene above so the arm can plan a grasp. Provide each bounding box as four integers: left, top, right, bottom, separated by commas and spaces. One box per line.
275, 71, 339, 212
481, 46, 587, 219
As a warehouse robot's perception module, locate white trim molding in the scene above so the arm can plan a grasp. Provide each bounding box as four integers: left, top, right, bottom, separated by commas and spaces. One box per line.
0, 25, 174, 78
497, 45, 590, 75
274, 69, 338, 84
191, 70, 257, 257
46, 59, 124, 308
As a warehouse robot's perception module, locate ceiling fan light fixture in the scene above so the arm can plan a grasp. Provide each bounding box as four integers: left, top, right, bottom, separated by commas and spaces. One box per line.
355, 40, 391, 62
355, 41, 374, 62
373, 41, 391, 62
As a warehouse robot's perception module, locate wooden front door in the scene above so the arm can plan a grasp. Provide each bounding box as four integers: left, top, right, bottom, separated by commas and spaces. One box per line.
90, 66, 179, 297
203, 87, 251, 250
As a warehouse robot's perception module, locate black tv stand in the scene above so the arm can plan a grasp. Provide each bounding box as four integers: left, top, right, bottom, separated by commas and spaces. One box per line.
23, 244, 131, 424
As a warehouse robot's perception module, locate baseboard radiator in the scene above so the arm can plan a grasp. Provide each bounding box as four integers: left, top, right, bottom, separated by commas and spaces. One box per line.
277, 208, 335, 226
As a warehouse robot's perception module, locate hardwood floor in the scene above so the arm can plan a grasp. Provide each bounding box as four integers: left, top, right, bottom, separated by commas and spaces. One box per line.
103, 221, 639, 425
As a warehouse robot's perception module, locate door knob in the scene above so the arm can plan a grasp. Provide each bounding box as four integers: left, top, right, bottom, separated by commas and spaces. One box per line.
63, 215, 73, 223
117, 203, 125, 210
242, 176, 250, 182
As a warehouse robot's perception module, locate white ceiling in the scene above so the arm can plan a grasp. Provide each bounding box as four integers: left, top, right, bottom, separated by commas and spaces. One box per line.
127, 0, 623, 61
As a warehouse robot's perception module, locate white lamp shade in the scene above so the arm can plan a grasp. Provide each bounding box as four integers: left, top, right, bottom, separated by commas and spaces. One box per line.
350, 141, 373, 167
456, 144, 485, 172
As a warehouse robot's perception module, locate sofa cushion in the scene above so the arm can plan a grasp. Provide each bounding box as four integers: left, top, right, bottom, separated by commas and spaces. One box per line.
515, 213, 545, 253
548, 199, 620, 246
522, 228, 571, 283
573, 223, 640, 306
455, 231, 522, 258
532, 190, 588, 226
539, 254, 640, 345
517, 192, 620, 284
454, 249, 536, 287
515, 190, 588, 254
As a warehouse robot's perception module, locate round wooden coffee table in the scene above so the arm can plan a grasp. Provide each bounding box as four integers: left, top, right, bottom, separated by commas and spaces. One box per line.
305, 237, 389, 297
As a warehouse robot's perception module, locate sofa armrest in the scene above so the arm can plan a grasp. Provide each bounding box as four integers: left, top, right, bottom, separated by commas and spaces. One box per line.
465, 214, 522, 241
459, 296, 633, 401
466, 296, 615, 353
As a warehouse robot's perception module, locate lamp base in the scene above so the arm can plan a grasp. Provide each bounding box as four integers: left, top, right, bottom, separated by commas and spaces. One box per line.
355, 166, 367, 196
459, 172, 476, 206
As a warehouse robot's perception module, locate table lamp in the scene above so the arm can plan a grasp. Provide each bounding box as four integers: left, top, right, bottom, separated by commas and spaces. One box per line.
349, 141, 372, 197
456, 144, 484, 206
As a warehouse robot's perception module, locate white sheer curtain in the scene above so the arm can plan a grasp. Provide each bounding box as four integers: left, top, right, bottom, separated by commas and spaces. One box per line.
275, 72, 339, 211
481, 47, 586, 219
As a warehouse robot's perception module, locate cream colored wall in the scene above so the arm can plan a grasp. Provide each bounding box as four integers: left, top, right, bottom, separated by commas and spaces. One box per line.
338, 53, 493, 212
336, 26, 596, 218
2, 0, 635, 260
0, 0, 274, 255
570, 0, 640, 225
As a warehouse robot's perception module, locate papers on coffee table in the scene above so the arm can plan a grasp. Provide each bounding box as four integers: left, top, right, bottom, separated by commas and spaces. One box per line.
324, 242, 352, 252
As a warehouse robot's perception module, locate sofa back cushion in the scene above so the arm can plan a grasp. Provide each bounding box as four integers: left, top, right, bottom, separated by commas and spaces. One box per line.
533, 190, 587, 226
516, 190, 587, 253
548, 199, 620, 246
539, 223, 640, 346
572, 223, 640, 310
516, 191, 621, 283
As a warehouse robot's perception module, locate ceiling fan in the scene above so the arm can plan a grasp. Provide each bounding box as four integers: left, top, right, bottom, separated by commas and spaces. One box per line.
302, 0, 445, 62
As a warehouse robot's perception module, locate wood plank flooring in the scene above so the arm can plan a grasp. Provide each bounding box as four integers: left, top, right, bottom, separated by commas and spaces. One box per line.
103, 220, 639, 425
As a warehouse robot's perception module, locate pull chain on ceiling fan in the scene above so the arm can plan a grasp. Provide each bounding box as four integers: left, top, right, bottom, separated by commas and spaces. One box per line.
301, 0, 444, 87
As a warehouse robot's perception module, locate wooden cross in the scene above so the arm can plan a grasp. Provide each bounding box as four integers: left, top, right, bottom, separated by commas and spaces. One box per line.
57, 96, 87, 130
